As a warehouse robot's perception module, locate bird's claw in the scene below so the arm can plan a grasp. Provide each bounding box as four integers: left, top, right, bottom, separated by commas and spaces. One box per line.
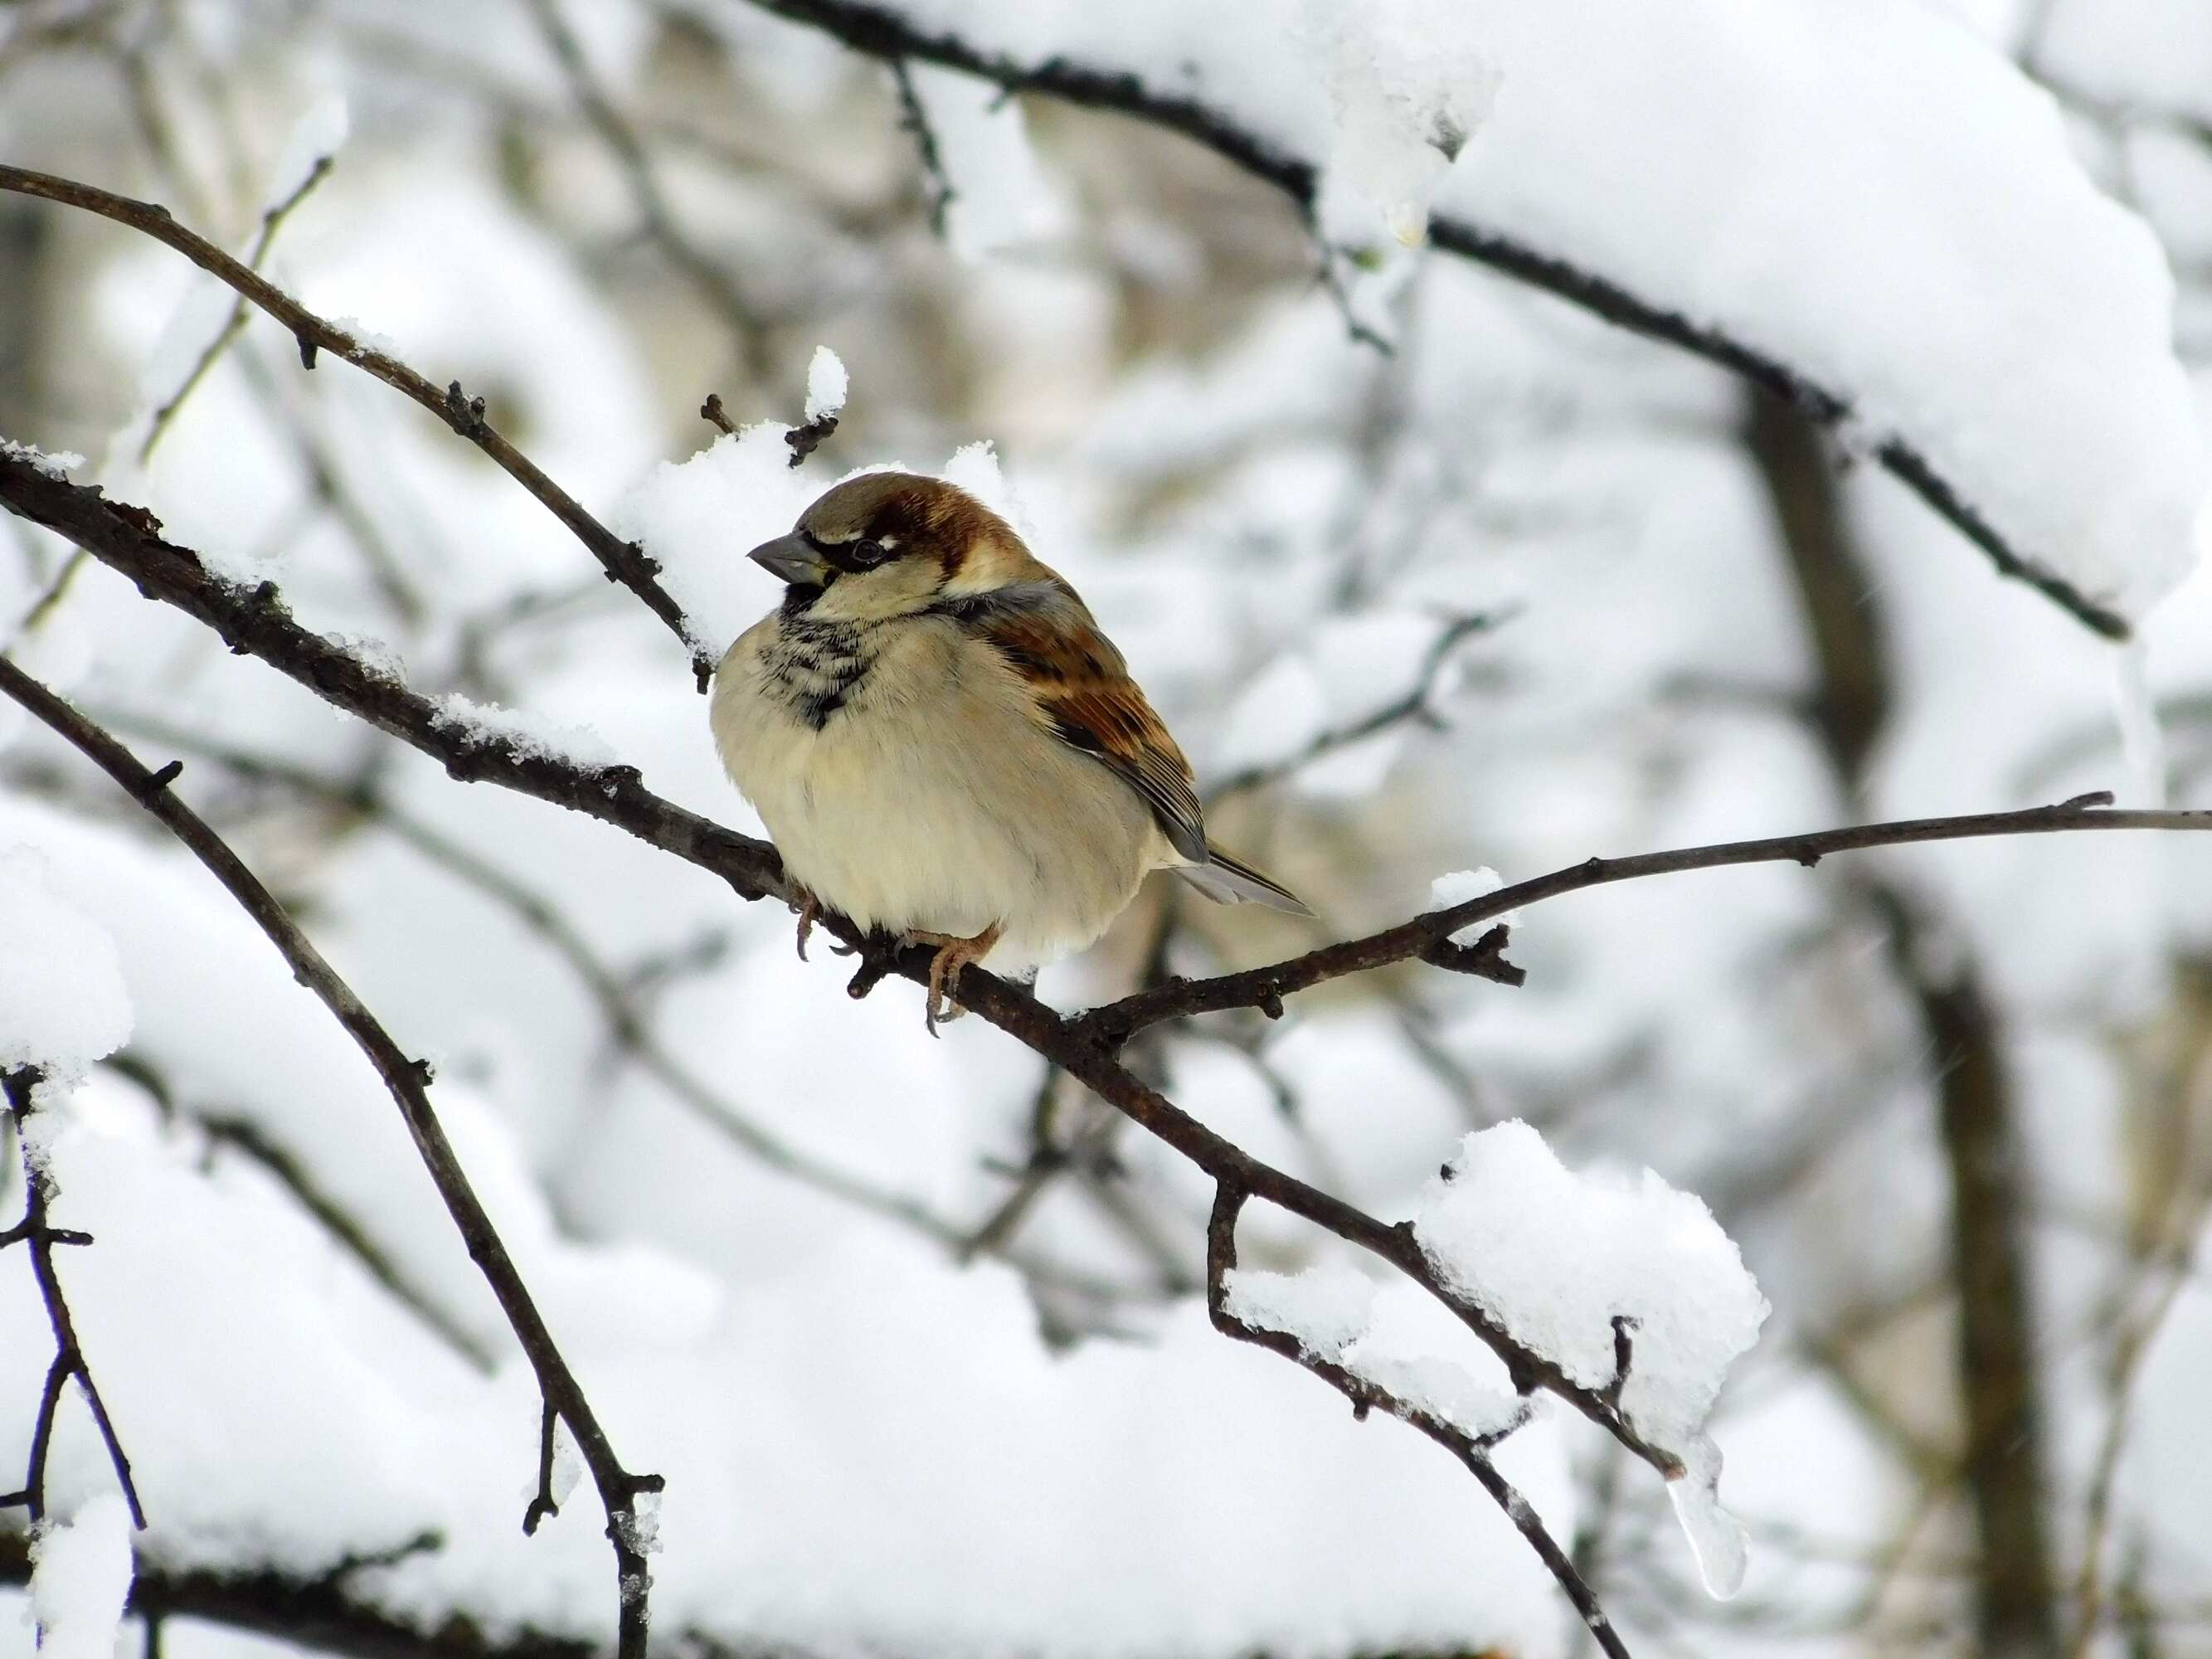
908, 922, 1004, 1035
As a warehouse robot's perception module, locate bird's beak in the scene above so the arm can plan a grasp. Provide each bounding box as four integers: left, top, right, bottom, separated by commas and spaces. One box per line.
746, 533, 832, 587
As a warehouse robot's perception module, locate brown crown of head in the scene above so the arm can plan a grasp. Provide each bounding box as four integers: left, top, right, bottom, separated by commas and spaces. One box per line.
795, 471, 1034, 584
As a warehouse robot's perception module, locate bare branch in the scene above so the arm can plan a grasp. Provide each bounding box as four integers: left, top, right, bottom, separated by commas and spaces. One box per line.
0, 165, 714, 688
0, 1527, 612, 1659
1083, 791, 2211, 1040
889, 59, 955, 238
521, 0, 771, 372
0, 1067, 146, 1530
0, 661, 663, 1659
1208, 609, 1509, 802
139, 150, 335, 464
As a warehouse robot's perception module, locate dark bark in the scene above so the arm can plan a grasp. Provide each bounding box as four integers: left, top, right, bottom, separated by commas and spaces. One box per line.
1747, 390, 2059, 1657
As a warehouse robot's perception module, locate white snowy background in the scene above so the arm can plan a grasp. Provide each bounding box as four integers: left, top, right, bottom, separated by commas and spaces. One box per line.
2, 1, 2211, 1656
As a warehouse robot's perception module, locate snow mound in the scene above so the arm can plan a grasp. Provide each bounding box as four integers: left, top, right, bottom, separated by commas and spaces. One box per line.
1413, 1121, 1767, 1597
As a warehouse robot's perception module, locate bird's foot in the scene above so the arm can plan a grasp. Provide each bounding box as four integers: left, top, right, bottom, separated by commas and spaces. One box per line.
905, 922, 1004, 1034
791, 891, 821, 961
790, 891, 858, 961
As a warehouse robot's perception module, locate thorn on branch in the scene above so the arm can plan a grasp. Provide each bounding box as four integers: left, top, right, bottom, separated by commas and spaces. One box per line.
138, 759, 184, 801
1418, 923, 1527, 987
700, 393, 737, 435
2058, 789, 2117, 811
443, 380, 488, 437
411, 1058, 435, 1087
297, 334, 318, 371
523, 1399, 561, 1536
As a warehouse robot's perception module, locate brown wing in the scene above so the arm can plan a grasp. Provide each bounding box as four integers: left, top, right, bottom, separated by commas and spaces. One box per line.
947, 581, 1208, 863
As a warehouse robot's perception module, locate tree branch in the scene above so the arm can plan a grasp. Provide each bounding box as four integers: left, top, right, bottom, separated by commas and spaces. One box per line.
0, 1527, 605, 1659
1203, 1184, 1629, 1658
0, 660, 663, 1659
1083, 792, 2210, 1040
1750, 387, 2060, 1654
0, 164, 714, 688
0, 1068, 146, 1531
735, 0, 2134, 640
12, 456, 2212, 1644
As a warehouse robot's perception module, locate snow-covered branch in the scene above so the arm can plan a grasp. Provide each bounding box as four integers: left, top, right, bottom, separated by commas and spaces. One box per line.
0, 660, 664, 1659
15, 421, 2212, 1647
740, 0, 2204, 639
1203, 1183, 1625, 1659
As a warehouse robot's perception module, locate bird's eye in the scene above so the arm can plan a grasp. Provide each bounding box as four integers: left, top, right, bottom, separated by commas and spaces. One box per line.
848, 538, 890, 569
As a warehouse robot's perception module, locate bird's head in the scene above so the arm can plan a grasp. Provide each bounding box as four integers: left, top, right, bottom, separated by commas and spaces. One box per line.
746, 471, 1043, 623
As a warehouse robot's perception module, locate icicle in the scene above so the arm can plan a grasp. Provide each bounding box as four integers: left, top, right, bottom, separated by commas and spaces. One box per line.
1665, 1435, 1748, 1600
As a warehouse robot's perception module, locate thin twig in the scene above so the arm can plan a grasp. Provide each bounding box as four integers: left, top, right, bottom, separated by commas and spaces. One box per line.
1208, 609, 1508, 801
0, 164, 714, 688
139, 151, 335, 464
888, 60, 955, 238
521, 0, 771, 376
0, 660, 663, 1659
1203, 1184, 1629, 1658
0, 1067, 147, 1530
1082, 791, 2210, 1040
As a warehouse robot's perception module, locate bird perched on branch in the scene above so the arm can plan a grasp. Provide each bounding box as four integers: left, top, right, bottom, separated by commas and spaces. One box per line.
712, 470, 1310, 1029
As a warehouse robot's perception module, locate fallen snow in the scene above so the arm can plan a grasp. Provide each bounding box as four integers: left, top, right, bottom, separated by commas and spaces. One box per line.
614, 417, 846, 658
0, 849, 133, 1078
0, 439, 85, 479
1427, 867, 1519, 940
26, 1496, 134, 1659
615, 381, 1032, 659
1224, 1262, 1525, 1443
1412, 1122, 1766, 1593
429, 692, 617, 771
803, 346, 849, 423
1223, 1261, 1376, 1357
1292, 0, 1493, 248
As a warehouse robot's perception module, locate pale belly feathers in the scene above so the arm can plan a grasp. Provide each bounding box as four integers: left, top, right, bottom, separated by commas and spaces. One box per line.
712, 611, 1168, 969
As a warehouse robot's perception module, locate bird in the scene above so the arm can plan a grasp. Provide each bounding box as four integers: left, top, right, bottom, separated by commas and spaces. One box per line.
712, 469, 1310, 1029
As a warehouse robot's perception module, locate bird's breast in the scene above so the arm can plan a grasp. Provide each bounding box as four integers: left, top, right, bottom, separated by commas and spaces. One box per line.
754, 612, 873, 729
710, 614, 1163, 966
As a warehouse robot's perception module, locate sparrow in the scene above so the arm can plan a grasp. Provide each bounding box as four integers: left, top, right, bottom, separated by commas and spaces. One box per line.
712, 470, 1310, 1029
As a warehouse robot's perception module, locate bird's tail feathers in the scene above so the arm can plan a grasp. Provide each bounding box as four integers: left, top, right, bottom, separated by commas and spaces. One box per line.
1176, 844, 1314, 916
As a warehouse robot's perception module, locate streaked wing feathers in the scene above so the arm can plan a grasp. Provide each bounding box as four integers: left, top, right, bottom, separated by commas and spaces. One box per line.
948, 581, 1208, 863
